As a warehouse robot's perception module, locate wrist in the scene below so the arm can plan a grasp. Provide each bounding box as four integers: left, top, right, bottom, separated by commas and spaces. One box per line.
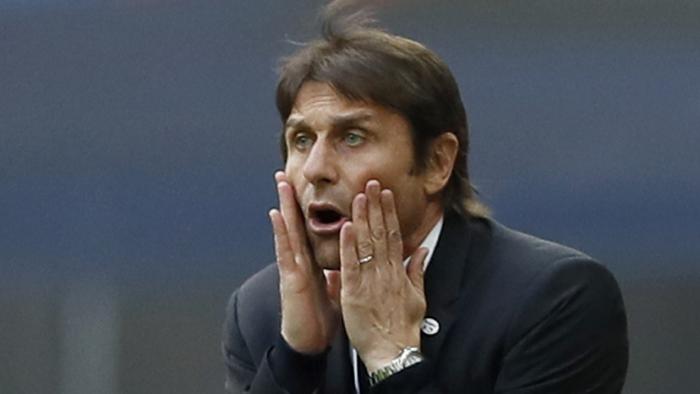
363, 347, 401, 373
367, 346, 424, 387
281, 330, 328, 355
358, 338, 420, 373
360, 336, 420, 372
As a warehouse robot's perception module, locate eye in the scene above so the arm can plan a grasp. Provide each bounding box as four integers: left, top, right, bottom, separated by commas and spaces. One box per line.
344, 131, 365, 147
292, 133, 313, 151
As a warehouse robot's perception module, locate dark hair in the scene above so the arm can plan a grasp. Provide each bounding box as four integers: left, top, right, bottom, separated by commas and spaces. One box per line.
275, 1, 488, 218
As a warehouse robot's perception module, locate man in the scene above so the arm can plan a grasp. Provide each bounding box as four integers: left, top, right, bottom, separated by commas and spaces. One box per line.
222, 3, 628, 393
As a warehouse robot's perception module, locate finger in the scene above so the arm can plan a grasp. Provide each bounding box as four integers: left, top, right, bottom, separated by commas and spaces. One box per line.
406, 247, 429, 293
274, 170, 288, 184
380, 188, 403, 266
340, 221, 360, 285
365, 180, 388, 262
352, 193, 374, 265
277, 181, 309, 266
269, 209, 294, 273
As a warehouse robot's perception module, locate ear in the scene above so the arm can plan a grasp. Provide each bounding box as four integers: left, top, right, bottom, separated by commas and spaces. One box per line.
422, 132, 459, 196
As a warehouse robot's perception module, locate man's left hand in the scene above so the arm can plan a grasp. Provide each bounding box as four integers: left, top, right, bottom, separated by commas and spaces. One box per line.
338, 179, 428, 373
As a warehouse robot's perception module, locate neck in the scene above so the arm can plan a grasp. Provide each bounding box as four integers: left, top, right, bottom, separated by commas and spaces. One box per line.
402, 202, 443, 259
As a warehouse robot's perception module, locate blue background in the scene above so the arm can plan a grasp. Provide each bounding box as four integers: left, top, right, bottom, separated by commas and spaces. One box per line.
1, 1, 698, 393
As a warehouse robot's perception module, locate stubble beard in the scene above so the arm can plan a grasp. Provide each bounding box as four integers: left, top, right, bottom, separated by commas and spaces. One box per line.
307, 231, 342, 270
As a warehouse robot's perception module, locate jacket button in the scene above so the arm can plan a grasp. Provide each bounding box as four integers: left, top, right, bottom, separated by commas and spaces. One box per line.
421, 317, 440, 335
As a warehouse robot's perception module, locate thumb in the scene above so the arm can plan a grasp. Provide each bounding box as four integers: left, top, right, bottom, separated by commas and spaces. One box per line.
406, 247, 428, 292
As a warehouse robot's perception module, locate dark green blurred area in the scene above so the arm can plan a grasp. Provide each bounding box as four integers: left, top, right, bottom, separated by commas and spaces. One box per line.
1, 1, 698, 393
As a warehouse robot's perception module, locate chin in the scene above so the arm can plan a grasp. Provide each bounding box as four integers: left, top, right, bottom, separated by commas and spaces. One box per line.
314, 253, 340, 271
310, 238, 341, 270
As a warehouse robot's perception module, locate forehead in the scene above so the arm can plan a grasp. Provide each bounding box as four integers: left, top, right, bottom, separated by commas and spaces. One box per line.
288, 81, 409, 129
291, 82, 363, 115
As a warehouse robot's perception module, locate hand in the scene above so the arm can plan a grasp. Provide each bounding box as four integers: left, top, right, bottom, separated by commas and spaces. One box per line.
339, 180, 428, 372
269, 171, 341, 354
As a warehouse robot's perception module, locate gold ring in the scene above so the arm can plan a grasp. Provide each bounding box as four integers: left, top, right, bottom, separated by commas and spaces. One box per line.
358, 255, 374, 265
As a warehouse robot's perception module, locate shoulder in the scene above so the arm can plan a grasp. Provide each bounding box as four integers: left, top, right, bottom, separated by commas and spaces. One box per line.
481, 220, 626, 344
222, 264, 281, 364
489, 220, 593, 267
437, 215, 620, 301
225, 263, 280, 327
480, 219, 617, 290
232, 263, 280, 314
452, 217, 626, 339
475, 222, 629, 389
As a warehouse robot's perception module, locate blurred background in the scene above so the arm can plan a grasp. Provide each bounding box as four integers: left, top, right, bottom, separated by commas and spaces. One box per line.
1, 0, 698, 393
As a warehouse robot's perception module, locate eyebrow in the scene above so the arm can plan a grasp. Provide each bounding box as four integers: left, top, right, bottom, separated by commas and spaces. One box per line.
284, 110, 375, 132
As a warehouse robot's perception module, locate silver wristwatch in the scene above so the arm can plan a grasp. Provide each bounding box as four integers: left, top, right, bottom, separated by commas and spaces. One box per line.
368, 346, 424, 387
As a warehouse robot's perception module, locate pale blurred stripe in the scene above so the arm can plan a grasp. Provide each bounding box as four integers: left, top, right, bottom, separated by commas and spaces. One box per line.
59, 279, 119, 394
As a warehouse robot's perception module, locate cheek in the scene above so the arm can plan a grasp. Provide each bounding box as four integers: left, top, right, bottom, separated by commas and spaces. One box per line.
283, 157, 296, 172
334, 161, 371, 190
393, 178, 426, 214
284, 158, 303, 181
359, 156, 411, 185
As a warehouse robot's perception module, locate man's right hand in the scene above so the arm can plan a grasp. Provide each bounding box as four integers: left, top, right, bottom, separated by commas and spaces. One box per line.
268, 171, 341, 354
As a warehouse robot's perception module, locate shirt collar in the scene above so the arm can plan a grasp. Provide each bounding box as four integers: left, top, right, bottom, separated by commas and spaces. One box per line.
403, 215, 444, 271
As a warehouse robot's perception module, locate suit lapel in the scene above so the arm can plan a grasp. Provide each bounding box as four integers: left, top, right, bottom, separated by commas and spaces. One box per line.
421, 214, 488, 361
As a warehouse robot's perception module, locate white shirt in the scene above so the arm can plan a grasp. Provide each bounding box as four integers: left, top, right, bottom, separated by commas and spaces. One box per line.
351, 216, 444, 393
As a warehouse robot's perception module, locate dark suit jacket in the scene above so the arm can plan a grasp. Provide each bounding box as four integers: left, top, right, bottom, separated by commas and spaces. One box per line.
222, 215, 628, 393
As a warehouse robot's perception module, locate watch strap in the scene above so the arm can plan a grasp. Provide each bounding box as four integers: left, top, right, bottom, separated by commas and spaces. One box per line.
368, 347, 424, 387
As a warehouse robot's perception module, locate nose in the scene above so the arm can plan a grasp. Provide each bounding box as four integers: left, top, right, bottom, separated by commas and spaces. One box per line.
302, 138, 338, 186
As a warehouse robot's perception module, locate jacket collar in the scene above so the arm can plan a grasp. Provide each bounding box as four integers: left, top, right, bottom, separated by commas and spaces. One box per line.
421, 214, 490, 361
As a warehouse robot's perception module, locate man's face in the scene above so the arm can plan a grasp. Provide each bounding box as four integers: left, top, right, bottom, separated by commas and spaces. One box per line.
284, 82, 435, 269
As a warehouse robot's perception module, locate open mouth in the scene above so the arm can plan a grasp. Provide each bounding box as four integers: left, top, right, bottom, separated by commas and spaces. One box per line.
307, 204, 348, 235
316, 209, 342, 224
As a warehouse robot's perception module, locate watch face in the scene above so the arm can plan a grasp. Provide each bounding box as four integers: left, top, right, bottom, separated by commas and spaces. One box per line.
402, 351, 424, 367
